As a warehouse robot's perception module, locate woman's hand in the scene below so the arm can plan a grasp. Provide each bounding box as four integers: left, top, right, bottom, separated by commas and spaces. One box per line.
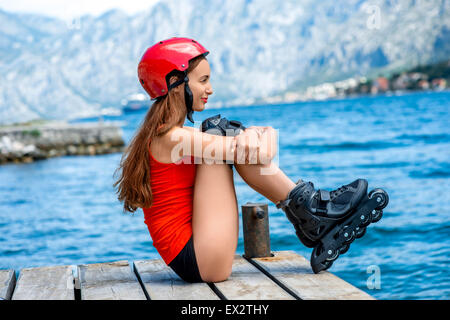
232, 126, 277, 164
233, 127, 260, 164
257, 126, 277, 163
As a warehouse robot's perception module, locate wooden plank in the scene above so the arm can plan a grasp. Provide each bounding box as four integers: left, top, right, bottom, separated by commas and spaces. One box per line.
133, 259, 219, 300
212, 255, 295, 300
0, 270, 16, 300
251, 251, 374, 300
78, 260, 146, 300
12, 265, 74, 300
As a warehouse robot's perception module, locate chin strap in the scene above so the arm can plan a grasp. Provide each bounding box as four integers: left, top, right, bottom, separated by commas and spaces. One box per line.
168, 74, 194, 124
184, 80, 194, 123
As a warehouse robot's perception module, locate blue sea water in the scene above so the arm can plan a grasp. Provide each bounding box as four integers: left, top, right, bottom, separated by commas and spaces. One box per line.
0, 91, 449, 300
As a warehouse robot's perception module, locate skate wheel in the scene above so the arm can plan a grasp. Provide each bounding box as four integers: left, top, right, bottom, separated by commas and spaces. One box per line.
342, 226, 355, 243
326, 249, 340, 262
359, 212, 372, 227
339, 244, 350, 255
355, 226, 366, 239
368, 188, 389, 210
311, 259, 333, 274
311, 246, 334, 273
371, 209, 383, 223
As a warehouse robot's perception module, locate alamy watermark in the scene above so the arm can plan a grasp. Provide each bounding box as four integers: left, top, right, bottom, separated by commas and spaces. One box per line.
366, 265, 381, 290
66, 17, 82, 30
64, 3, 83, 30
364, 4, 381, 30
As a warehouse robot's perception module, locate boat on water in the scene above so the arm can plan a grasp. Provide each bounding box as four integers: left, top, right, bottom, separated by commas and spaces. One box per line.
121, 93, 149, 112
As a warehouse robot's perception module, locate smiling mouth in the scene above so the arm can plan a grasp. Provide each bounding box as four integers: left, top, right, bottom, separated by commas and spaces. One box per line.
201, 98, 208, 103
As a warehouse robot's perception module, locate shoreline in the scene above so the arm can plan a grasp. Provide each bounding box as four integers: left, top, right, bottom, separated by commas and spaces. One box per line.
0, 121, 125, 165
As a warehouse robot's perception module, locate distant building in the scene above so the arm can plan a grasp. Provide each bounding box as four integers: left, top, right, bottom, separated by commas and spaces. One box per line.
305, 82, 336, 100
431, 78, 447, 90
375, 77, 389, 92
418, 79, 430, 89
392, 73, 409, 90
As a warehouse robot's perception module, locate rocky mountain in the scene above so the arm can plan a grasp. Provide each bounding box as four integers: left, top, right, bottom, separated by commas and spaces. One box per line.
0, 0, 449, 124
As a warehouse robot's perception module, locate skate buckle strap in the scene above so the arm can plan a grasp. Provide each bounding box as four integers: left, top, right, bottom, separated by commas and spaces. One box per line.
276, 198, 291, 210
277, 179, 304, 210
316, 189, 330, 214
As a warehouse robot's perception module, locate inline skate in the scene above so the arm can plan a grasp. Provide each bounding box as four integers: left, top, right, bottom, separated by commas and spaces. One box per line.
277, 179, 388, 273
200, 114, 246, 169
201, 114, 246, 137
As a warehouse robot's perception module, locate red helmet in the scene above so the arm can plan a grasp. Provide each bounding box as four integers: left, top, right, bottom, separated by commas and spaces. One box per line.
138, 37, 209, 99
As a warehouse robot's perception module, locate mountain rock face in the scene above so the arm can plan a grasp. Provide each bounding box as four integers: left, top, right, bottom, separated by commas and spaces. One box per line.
0, 0, 449, 124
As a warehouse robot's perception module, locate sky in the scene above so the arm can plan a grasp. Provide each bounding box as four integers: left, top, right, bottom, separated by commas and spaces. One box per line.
0, 0, 159, 20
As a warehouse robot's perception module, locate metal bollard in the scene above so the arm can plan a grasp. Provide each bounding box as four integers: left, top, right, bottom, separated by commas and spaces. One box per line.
241, 202, 272, 258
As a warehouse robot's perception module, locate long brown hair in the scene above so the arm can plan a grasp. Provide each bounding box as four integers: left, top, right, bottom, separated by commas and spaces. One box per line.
114, 55, 205, 213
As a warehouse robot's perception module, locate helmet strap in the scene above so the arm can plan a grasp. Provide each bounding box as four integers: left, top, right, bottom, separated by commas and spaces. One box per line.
167, 73, 194, 124
167, 74, 186, 90
184, 80, 194, 123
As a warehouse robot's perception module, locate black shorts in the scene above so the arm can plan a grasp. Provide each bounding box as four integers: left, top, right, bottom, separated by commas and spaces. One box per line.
168, 236, 203, 283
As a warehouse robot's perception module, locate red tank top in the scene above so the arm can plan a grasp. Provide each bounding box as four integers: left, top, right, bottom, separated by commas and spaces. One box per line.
143, 145, 196, 265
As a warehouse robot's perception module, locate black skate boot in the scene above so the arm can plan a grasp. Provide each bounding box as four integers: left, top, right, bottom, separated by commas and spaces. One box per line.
201, 114, 246, 169
201, 114, 246, 137
277, 179, 389, 273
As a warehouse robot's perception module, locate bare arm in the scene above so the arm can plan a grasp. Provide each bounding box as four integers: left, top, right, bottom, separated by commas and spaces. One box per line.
162, 126, 236, 163
162, 125, 276, 164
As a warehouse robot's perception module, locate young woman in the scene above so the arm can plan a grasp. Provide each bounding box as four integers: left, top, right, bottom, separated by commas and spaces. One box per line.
114, 37, 378, 282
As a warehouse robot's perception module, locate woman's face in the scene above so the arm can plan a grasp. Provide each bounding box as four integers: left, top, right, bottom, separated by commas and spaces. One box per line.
187, 59, 213, 112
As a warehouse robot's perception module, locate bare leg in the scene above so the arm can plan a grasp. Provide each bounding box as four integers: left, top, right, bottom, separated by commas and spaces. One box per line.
192, 161, 296, 282
192, 162, 238, 282
234, 161, 297, 205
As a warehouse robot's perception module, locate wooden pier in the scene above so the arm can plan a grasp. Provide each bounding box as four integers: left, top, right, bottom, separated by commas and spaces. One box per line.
1, 251, 373, 300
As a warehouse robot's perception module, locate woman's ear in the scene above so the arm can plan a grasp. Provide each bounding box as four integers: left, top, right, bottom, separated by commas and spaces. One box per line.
169, 76, 183, 93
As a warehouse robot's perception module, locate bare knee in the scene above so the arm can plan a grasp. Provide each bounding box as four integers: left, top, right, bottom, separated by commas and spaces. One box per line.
200, 263, 232, 283
196, 250, 234, 283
